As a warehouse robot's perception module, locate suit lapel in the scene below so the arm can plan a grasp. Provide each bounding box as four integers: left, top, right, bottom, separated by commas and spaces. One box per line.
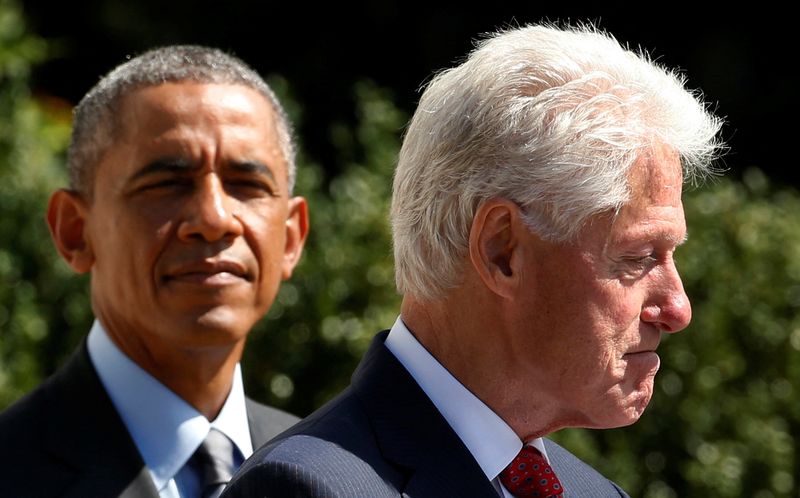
41, 344, 295, 498
544, 439, 630, 498
352, 332, 500, 498
246, 398, 273, 448
245, 398, 300, 448
44, 343, 160, 498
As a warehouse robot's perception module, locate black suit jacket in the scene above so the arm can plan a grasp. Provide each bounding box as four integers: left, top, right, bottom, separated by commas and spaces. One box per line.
223, 331, 629, 497
0, 342, 298, 498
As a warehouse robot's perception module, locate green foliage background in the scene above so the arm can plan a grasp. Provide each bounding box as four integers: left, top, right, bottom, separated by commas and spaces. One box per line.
2, 2, 799, 496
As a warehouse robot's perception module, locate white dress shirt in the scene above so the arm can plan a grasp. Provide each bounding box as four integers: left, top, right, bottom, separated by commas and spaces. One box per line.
385, 316, 549, 498
87, 320, 253, 498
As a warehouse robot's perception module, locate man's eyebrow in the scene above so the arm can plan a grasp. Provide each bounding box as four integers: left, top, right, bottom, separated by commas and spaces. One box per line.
229, 161, 277, 183
654, 230, 689, 249
129, 159, 278, 183
130, 158, 195, 181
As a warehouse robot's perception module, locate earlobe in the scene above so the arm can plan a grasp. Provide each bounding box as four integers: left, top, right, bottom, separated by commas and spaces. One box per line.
46, 189, 94, 273
281, 196, 309, 280
468, 199, 522, 299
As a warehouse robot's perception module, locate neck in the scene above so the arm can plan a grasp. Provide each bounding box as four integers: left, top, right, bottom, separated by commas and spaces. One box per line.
400, 289, 567, 440
104, 325, 244, 421
150, 346, 243, 420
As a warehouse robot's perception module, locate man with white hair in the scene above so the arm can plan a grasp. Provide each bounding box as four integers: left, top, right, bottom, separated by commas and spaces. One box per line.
224, 24, 723, 498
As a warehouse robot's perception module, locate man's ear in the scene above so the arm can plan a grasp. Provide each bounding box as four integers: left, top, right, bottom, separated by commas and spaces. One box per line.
46, 189, 94, 273
468, 198, 525, 299
281, 196, 310, 280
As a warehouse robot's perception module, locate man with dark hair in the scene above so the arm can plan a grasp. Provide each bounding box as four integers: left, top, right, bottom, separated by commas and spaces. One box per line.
224, 24, 723, 498
0, 45, 309, 498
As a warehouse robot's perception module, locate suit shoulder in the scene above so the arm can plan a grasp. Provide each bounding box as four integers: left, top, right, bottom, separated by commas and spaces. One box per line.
545, 439, 630, 497
0, 344, 93, 453
0, 377, 52, 451
250, 386, 385, 464
0, 378, 76, 497
225, 434, 399, 498
272, 386, 376, 449
228, 389, 404, 497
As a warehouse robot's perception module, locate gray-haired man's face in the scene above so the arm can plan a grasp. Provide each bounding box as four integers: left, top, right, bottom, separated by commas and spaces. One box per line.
501, 144, 689, 430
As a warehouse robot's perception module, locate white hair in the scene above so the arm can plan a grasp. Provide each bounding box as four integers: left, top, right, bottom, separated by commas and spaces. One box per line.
391, 23, 724, 300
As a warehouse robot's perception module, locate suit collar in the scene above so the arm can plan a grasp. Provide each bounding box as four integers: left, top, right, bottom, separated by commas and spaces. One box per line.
34, 340, 291, 498
88, 320, 254, 481
385, 318, 525, 478
245, 397, 290, 447
352, 331, 501, 497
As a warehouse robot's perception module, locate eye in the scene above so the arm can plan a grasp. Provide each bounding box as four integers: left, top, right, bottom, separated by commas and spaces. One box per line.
624, 254, 658, 268
138, 177, 193, 192
231, 179, 269, 189
226, 178, 276, 197
128, 158, 196, 194
614, 254, 658, 280
225, 161, 279, 197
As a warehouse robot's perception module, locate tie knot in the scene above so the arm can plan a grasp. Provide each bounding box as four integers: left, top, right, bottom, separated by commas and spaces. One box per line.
190, 428, 236, 497
499, 446, 564, 498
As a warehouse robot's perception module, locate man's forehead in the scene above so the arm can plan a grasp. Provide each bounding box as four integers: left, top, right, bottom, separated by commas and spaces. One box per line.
107, 82, 284, 162
117, 82, 275, 122
627, 144, 683, 203
95, 82, 287, 180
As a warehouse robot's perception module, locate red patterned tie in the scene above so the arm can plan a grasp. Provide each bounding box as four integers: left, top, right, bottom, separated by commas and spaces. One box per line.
499, 446, 564, 498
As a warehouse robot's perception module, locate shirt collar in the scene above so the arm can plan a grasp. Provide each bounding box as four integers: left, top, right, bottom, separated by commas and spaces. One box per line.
87, 320, 252, 491
384, 316, 549, 482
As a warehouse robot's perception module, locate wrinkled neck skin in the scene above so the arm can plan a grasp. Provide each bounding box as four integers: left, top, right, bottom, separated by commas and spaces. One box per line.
399, 284, 571, 441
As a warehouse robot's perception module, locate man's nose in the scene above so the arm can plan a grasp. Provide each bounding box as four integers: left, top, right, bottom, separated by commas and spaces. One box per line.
177, 175, 243, 242
641, 259, 692, 333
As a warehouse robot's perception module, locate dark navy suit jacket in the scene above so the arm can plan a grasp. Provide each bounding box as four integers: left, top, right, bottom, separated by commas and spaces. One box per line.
223, 331, 630, 497
0, 342, 298, 498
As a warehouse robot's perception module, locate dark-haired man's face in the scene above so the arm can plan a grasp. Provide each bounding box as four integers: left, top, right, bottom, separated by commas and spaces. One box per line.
72, 82, 307, 368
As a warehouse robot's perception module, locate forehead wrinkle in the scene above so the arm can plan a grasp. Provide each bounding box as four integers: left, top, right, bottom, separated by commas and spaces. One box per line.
618, 214, 687, 250
107, 83, 288, 197
627, 145, 683, 203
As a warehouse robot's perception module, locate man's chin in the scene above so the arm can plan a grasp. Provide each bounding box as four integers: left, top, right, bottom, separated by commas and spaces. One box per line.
591, 380, 655, 429
619, 382, 656, 425
167, 308, 254, 347
588, 404, 651, 430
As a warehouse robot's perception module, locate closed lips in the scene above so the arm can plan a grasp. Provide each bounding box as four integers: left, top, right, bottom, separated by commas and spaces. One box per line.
163, 260, 251, 282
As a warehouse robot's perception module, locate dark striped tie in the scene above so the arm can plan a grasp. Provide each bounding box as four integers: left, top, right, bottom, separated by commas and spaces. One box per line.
189, 428, 236, 498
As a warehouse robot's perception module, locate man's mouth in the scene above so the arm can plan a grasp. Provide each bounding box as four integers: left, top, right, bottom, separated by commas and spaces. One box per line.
163, 259, 252, 285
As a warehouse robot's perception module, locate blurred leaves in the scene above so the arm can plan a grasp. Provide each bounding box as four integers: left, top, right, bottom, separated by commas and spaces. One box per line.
3, 2, 800, 496
0, 0, 83, 408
